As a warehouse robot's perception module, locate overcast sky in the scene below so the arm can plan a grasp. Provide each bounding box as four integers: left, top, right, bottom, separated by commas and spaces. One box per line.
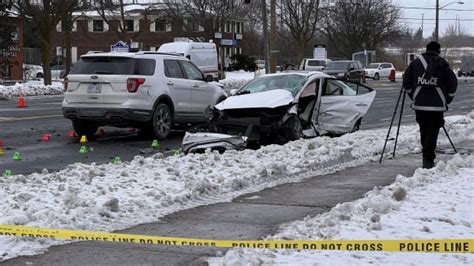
396, 0, 474, 37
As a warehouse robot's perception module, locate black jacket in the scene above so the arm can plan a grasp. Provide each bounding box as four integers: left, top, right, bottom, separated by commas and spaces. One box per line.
403, 51, 457, 112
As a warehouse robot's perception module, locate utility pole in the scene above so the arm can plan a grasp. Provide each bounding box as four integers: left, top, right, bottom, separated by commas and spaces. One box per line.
269, 0, 277, 73
261, 0, 270, 74
421, 13, 424, 47
435, 0, 439, 41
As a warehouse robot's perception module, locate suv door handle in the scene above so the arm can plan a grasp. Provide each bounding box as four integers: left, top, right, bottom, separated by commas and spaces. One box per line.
167, 81, 174, 86
356, 103, 368, 107
192, 84, 199, 88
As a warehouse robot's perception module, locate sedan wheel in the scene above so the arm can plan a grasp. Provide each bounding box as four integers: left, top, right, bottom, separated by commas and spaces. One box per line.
283, 116, 303, 141
153, 103, 172, 139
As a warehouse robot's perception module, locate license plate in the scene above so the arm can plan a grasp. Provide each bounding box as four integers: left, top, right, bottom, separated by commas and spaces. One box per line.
87, 84, 102, 93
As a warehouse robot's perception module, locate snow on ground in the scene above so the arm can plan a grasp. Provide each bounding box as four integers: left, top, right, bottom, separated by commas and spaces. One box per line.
210, 154, 474, 265
0, 111, 473, 261
0, 80, 63, 98
219, 70, 255, 91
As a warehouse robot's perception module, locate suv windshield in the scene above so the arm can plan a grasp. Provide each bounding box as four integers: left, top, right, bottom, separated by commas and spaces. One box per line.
325, 62, 350, 70
367, 63, 380, 69
70, 57, 155, 75
237, 74, 307, 96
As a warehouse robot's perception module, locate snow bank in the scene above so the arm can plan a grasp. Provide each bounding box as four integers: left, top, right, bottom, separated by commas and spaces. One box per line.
0, 111, 473, 261
0, 80, 63, 98
212, 154, 474, 265
219, 70, 255, 91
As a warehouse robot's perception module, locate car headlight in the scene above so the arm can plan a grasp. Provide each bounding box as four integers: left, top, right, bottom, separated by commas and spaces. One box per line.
337, 73, 345, 77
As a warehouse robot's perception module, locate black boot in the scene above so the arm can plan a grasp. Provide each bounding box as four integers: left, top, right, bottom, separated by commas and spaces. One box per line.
423, 157, 435, 169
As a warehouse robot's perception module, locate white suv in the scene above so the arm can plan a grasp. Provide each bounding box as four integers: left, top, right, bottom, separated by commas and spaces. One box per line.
364, 62, 395, 80
62, 52, 227, 139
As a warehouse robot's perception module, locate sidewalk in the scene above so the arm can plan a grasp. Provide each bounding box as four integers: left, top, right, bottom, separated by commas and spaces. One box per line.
3, 140, 473, 266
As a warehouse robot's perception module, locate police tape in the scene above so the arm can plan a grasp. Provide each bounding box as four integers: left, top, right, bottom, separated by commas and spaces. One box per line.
0, 224, 472, 253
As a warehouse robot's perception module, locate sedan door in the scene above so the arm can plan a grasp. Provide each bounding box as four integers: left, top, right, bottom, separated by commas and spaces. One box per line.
315, 78, 376, 135
179, 60, 213, 121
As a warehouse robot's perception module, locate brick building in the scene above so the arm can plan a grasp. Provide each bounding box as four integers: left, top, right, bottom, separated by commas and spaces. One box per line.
0, 9, 24, 80
51, 5, 245, 64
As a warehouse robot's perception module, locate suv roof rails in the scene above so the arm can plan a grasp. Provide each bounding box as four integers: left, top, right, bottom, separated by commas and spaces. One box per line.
135, 51, 183, 57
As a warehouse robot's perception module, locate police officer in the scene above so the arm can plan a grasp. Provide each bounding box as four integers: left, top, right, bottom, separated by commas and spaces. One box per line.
403, 41, 457, 169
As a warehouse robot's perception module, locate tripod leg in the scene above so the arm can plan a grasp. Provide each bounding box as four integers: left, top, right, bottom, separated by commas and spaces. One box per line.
392, 89, 407, 158
442, 126, 457, 153
379, 86, 404, 163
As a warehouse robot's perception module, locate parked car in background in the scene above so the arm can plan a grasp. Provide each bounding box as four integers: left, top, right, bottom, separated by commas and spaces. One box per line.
299, 58, 332, 71
62, 51, 227, 139
458, 58, 474, 77
23, 64, 67, 80
182, 72, 376, 153
51, 65, 66, 79
323, 60, 365, 83
364, 62, 395, 80
255, 59, 266, 70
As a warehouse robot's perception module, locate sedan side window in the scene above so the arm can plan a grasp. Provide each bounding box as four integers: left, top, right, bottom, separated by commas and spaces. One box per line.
324, 79, 357, 96
180, 61, 204, 80
164, 60, 185, 79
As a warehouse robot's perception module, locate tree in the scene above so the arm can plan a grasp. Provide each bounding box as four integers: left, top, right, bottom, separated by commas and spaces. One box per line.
0, 1, 17, 78
91, 0, 154, 43
59, 0, 87, 76
15, 0, 63, 85
320, 0, 402, 58
163, 0, 249, 41
278, 0, 321, 62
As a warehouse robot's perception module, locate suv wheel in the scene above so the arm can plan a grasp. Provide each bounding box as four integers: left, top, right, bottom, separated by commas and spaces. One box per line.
374, 73, 380, 80
72, 119, 98, 137
153, 103, 172, 139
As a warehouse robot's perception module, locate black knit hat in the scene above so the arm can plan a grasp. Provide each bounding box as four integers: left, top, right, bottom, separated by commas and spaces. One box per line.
426, 41, 441, 54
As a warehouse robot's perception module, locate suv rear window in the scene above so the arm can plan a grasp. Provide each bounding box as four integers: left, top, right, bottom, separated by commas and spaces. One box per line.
70, 57, 156, 75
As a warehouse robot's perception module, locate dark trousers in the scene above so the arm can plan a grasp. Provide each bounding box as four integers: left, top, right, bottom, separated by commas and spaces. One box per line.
415, 111, 444, 161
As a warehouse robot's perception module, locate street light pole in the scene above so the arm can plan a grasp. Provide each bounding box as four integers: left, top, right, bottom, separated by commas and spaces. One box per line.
435, 1, 464, 42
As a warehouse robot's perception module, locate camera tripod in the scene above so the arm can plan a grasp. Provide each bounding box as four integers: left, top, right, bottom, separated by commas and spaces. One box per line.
379, 86, 457, 164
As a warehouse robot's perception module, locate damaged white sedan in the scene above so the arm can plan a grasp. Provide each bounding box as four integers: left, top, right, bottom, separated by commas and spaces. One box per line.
182, 72, 376, 153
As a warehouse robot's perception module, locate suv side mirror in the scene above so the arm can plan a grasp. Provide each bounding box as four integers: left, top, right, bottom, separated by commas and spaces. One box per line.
230, 89, 237, 95
349, 67, 354, 71
205, 75, 214, 82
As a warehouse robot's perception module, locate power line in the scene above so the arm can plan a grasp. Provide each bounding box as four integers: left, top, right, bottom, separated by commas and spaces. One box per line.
398, 6, 474, 12
401, 17, 474, 21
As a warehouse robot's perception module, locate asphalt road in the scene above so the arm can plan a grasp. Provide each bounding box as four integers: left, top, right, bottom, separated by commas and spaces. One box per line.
0, 80, 473, 175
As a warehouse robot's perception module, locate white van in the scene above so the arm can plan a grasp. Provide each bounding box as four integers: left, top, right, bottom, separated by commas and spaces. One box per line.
158, 42, 220, 80
299, 58, 332, 71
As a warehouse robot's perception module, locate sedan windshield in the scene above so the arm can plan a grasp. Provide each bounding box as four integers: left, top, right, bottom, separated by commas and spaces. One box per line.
237, 74, 307, 96
367, 63, 380, 69
325, 62, 350, 70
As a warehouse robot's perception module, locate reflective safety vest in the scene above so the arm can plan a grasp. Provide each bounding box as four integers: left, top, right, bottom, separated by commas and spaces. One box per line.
407, 55, 450, 112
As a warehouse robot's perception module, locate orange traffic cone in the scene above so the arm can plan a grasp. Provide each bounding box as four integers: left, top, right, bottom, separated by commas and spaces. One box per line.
389, 69, 396, 82
18, 96, 27, 108
42, 133, 52, 142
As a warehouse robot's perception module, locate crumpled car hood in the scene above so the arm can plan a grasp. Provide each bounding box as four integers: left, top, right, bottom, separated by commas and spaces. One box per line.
216, 89, 294, 110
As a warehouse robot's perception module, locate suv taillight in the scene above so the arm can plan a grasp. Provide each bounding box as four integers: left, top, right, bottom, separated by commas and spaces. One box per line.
63, 78, 68, 91
127, 78, 145, 93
